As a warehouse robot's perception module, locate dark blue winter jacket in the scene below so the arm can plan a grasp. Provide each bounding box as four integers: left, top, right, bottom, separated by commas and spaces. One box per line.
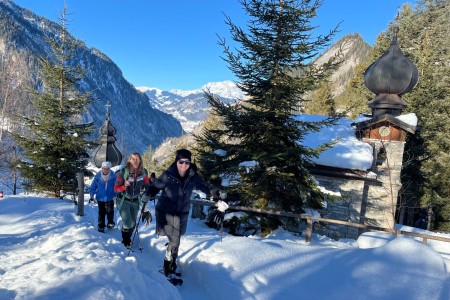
149, 163, 214, 214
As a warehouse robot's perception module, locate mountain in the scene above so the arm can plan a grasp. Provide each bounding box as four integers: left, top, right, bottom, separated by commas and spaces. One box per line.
138, 35, 371, 133
0, 1, 183, 157
313, 33, 372, 96
291, 33, 372, 98
137, 81, 244, 132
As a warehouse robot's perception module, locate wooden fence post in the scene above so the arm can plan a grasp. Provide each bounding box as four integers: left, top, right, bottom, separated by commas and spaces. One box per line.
189, 199, 450, 245
305, 218, 313, 243
77, 172, 84, 216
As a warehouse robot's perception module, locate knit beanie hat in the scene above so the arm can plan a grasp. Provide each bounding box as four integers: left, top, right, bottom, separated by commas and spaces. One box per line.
101, 161, 112, 169
174, 149, 192, 163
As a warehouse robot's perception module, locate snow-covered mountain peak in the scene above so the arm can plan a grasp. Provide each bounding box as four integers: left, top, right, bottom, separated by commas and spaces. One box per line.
138, 80, 243, 133
170, 80, 244, 99
135, 86, 164, 97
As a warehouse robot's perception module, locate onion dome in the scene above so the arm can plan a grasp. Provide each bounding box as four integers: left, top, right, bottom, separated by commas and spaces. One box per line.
91, 101, 123, 168
364, 26, 419, 117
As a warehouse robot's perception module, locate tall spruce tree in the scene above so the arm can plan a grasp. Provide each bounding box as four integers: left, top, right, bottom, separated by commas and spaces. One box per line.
337, 1, 450, 229
196, 0, 340, 212
304, 80, 336, 116
14, 7, 94, 198
394, 0, 450, 230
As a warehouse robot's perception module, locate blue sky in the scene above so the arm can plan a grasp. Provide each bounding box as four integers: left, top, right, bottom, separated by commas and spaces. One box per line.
13, 0, 413, 91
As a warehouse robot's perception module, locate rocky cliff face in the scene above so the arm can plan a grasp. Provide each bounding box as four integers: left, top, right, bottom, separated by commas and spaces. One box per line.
0, 1, 183, 157
313, 33, 371, 96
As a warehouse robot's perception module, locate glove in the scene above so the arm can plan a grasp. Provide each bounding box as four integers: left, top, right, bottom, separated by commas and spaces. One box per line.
89, 198, 94, 203
141, 193, 149, 203
213, 211, 224, 225
217, 200, 229, 212
213, 200, 229, 225
142, 211, 152, 225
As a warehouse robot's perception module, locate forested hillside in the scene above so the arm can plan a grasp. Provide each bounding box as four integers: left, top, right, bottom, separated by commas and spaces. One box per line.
0, 1, 182, 157
337, 0, 450, 230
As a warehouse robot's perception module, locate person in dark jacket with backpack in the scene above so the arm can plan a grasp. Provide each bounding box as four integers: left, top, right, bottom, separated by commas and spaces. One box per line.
146, 149, 228, 278
90, 161, 117, 232
114, 152, 151, 248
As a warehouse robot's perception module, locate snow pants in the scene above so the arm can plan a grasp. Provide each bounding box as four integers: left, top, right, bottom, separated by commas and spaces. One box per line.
98, 200, 115, 229
119, 200, 140, 246
156, 212, 186, 262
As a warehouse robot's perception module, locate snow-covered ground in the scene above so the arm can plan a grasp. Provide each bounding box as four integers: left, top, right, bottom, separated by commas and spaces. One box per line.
0, 194, 449, 300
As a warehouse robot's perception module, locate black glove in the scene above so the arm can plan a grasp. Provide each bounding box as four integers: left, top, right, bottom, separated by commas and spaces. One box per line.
89, 198, 94, 203
142, 211, 152, 225
212, 210, 225, 225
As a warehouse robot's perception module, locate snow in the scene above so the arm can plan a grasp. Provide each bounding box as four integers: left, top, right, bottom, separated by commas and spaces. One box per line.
135, 86, 164, 97
170, 81, 244, 99
297, 114, 374, 170
136, 81, 244, 100
396, 113, 418, 127
1, 194, 449, 300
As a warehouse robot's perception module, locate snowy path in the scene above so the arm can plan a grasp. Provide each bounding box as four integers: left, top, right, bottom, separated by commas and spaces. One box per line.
1, 195, 449, 300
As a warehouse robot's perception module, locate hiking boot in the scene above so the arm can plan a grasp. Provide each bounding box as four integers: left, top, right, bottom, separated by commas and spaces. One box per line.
163, 259, 172, 276
123, 240, 132, 248
107, 223, 115, 229
98, 227, 105, 233
163, 259, 179, 276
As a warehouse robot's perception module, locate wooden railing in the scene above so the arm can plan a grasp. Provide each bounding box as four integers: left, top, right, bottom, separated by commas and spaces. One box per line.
190, 199, 450, 244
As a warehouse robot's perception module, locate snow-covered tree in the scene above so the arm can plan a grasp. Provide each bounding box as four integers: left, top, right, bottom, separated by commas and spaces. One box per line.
196, 0, 340, 212
14, 7, 95, 197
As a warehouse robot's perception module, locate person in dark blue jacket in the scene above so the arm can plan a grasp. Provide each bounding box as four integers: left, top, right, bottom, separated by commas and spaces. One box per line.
147, 149, 228, 278
89, 161, 117, 232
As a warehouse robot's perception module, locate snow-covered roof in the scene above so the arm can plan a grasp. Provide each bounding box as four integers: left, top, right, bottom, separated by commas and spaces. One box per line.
354, 113, 418, 134
295, 114, 374, 171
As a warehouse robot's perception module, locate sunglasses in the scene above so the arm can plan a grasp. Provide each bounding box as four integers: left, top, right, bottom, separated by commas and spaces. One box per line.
177, 159, 191, 165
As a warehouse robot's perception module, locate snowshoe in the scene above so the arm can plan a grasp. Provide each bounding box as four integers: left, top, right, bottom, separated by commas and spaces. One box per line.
167, 274, 183, 286
159, 268, 183, 286
159, 267, 182, 278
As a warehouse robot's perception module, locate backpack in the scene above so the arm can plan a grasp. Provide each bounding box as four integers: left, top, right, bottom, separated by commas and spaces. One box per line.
116, 167, 148, 211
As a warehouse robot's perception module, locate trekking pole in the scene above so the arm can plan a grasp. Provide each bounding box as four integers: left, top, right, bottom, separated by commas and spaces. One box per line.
127, 202, 147, 256
220, 218, 224, 242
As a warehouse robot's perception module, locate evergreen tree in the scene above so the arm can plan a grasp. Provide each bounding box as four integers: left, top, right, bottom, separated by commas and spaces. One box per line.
304, 80, 336, 116
142, 145, 154, 171
14, 7, 95, 198
196, 0, 340, 212
335, 1, 450, 229
338, 1, 450, 229
194, 111, 229, 183
394, 0, 450, 230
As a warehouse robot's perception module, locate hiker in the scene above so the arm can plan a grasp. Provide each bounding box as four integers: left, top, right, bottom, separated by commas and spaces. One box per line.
89, 161, 117, 232
114, 152, 152, 248
146, 149, 228, 278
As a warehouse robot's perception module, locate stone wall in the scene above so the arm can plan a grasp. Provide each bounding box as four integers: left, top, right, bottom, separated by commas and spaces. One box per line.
314, 175, 365, 240
309, 139, 406, 240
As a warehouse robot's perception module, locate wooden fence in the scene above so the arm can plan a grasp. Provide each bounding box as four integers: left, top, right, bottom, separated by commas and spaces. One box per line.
190, 199, 450, 244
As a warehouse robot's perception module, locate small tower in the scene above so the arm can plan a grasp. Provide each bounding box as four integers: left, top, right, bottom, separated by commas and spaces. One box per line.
364, 26, 419, 117
354, 26, 419, 230
91, 101, 123, 168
